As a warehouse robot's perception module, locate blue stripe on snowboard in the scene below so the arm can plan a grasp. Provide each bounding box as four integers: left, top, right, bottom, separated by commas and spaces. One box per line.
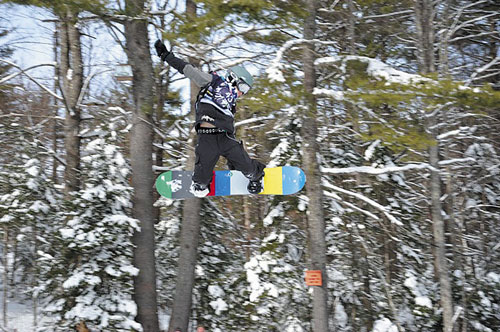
215, 170, 232, 196
282, 166, 306, 195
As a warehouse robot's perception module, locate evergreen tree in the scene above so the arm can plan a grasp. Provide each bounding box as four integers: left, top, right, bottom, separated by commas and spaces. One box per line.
0, 22, 14, 106
38, 127, 140, 331
0, 116, 59, 327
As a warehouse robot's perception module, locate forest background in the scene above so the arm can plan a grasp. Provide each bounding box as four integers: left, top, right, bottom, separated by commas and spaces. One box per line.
0, 0, 499, 332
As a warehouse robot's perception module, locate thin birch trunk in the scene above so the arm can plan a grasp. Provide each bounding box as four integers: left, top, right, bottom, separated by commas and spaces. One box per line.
59, 9, 83, 196
428, 117, 455, 332
414, 1, 455, 330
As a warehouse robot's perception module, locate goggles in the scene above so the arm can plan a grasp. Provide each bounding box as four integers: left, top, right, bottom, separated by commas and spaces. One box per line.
227, 72, 251, 94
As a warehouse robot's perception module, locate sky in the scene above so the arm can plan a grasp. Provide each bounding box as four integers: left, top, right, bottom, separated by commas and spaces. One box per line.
1, 3, 265, 117
1, 5, 54, 69
0, 3, 191, 113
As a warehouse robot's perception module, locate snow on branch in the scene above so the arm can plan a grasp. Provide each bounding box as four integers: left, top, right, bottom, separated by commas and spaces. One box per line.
315, 55, 432, 86
235, 115, 274, 128
323, 179, 402, 225
362, 10, 414, 19
324, 188, 386, 221
466, 56, 500, 86
321, 163, 435, 175
438, 158, 476, 166
313, 88, 344, 101
266, 39, 338, 83
266, 39, 304, 82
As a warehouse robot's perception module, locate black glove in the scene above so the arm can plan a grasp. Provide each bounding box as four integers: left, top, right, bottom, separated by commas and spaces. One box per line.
154, 39, 169, 61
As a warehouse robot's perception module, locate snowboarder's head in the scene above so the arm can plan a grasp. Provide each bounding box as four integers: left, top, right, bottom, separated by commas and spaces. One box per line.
226, 65, 253, 96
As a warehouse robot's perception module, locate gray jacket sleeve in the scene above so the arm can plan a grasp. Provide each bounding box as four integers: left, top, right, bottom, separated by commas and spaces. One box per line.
183, 64, 212, 87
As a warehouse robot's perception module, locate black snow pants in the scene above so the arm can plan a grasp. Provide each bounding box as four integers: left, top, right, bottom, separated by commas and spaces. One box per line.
192, 132, 265, 187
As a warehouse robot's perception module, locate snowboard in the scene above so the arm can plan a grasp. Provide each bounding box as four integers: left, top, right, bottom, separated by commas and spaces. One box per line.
155, 166, 306, 199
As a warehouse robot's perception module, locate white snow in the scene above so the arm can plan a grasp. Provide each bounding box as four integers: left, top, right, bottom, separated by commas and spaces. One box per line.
62, 272, 101, 289
1, 299, 54, 331
60, 228, 75, 239
208, 285, 225, 298
323, 179, 402, 225
263, 204, 284, 226
334, 302, 348, 328
313, 87, 344, 100
404, 275, 417, 289
321, 163, 433, 175
415, 296, 433, 309
372, 317, 399, 332
29, 200, 49, 213
404, 273, 433, 310
486, 272, 500, 283
364, 140, 381, 160
245, 253, 279, 302
209, 298, 228, 315
120, 264, 140, 276
438, 157, 476, 166
284, 316, 305, 332
118, 299, 138, 316
62, 271, 86, 289
316, 55, 431, 85
268, 138, 290, 168
266, 39, 305, 82
437, 129, 461, 140
25, 165, 39, 177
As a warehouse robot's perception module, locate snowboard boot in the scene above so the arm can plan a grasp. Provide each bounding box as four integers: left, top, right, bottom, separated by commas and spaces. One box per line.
247, 177, 263, 194
247, 163, 265, 194
190, 182, 209, 197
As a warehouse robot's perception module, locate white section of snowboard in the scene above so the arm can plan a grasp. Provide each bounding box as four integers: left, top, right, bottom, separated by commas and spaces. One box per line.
229, 171, 251, 195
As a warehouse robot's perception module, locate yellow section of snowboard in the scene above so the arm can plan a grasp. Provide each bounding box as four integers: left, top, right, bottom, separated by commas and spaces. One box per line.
261, 167, 283, 195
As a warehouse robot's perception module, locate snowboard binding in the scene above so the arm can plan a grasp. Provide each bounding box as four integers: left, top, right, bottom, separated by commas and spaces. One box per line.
190, 182, 209, 197
247, 178, 263, 194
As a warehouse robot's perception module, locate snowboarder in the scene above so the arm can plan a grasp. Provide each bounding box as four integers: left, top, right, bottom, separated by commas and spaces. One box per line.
154, 39, 266, 197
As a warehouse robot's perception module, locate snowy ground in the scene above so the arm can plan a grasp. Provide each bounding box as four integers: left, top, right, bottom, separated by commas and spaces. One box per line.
1, 299, 47, 332
1, 299, 170, 332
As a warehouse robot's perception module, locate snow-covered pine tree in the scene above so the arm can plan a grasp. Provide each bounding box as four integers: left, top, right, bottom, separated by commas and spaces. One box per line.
222, 103, 310, 331
190, 202, 246, 332
38, 127, 141, 331
0, 118, 59, 328
449, 140, 500, 330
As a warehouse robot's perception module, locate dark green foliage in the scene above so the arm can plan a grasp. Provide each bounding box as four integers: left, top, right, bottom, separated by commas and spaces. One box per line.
1, 0, 107, 16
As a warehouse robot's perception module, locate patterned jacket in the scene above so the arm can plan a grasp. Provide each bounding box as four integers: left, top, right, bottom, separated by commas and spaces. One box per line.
163, 52, 238, 134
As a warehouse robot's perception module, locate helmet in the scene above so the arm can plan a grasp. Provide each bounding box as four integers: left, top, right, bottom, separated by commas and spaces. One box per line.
226, 65, 253, 94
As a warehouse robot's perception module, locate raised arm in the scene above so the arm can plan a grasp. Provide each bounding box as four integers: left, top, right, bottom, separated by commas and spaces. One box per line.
154, 40, 212, 87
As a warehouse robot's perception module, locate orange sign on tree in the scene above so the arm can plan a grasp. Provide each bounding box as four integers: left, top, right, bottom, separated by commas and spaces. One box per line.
305, 270, 322, 286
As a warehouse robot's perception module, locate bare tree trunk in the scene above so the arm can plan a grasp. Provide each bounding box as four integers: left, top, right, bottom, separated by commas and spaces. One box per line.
414, 0, 436, 73
123, 0, 160, 331
414, 2, 455, 330
438, 0, 451, 77
168, 192, 201, 332
168, 83, 201, 332
52, 24, 60, 183
302, 1, 330, 331
59, 9, 83, 196
346, 0, 356, 54
428, 129, 454, 332
2, 226, 8, 328
428, 112, 455, 332
168, 3, 202, 331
